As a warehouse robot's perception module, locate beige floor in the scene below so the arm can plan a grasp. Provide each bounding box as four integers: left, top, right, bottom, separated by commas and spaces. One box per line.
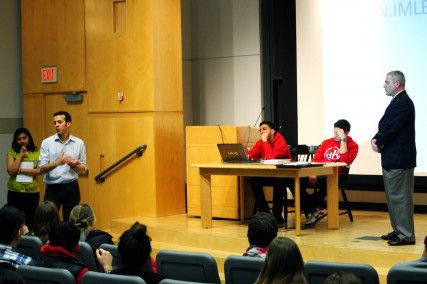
108, 210, 427, 284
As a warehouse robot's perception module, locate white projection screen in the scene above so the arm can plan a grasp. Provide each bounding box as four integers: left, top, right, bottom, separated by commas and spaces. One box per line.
296, 0, 427, 176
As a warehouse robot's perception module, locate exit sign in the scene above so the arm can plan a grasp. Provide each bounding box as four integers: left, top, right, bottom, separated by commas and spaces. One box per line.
41, 66, 58, 83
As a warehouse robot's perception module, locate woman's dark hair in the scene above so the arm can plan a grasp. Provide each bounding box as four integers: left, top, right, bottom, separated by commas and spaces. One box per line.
118, 222, 152, 268
11, 127, 37, 153
49, 222, 80, 253
32, 201, 59, 243
256, 237, 306, 284
247, 212, 278, 247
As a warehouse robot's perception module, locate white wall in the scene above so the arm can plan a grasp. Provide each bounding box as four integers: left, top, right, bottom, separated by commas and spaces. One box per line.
182, 0, 262, 126
0, 0, 22, 206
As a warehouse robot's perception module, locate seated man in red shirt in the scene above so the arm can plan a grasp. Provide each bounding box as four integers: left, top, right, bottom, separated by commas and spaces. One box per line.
247, 121, 292, 224
301, 119, 358, 227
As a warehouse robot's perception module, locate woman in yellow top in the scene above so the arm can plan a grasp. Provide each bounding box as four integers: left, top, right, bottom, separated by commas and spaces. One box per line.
6, 128, 41, 230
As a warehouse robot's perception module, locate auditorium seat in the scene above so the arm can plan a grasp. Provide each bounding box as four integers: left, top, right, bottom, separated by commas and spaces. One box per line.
224, 255, 264, 284
387, 260, 427, 284
156, 250, 220, 283
17, 265, 74, 284
81, 271, 146, 284
160, 279, 208, 284
75, 241, 98, 271
16, 235, 43, 262
304, 260, 379, 284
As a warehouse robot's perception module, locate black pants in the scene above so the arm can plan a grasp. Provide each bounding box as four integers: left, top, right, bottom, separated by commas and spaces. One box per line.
7, 190, 40, 230
250, 177, 293, 218
296, 176, 327, 214
44, 180, 80, 221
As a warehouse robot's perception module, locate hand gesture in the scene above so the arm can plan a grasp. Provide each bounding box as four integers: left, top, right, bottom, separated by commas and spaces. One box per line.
371, 139, 379, 153
20, 146, 28, 158
336, 128, 346, 140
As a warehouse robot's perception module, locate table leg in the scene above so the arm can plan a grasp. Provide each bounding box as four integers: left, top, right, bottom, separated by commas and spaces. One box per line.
294, 177, 301, 235
200, 171, 212, 228
327, 169, 339, 229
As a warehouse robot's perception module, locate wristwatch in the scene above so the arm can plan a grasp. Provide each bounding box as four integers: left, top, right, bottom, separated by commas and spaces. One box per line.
340, 138, 346, 142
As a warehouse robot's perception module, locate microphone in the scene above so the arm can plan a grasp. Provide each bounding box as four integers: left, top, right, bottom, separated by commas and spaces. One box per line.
246, 107, 265, 150
253, 106, 266, 128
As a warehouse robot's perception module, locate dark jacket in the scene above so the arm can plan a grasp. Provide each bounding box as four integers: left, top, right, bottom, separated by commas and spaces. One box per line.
85, 230, 114, 252
40, 244, 88, 284
373, 91, 416, 169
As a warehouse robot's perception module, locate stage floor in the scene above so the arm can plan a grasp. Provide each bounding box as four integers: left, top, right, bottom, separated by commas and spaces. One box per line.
108, 210, 427, 283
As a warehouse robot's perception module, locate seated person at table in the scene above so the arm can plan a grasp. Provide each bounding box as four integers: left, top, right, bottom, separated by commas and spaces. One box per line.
244, 212, 278, 258
247, 121, 292, 224
300, 119, 358, 228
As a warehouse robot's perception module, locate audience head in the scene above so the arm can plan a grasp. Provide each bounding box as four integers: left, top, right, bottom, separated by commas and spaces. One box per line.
323, 272, 362, 284
256, 237, 306, 284
69, 204, 95, 240
49, 221, 80, 253
118, 222, 152, 268
11, 127, 37, 153
32, 201, 59, 243
247, 212, 278, 248
334, 119, 351, 133
0, 205, 26, 247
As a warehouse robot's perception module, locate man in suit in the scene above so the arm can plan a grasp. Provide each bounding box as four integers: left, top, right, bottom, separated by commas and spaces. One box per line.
371, 70, 416, 246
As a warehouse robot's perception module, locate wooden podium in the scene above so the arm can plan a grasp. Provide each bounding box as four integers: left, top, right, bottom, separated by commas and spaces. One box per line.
186, 126, 259, 219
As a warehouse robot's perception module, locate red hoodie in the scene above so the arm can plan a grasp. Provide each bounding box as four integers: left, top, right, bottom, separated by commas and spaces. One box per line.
40, 243, 89, 284
247, 132, 291, 160
313, 136, 358, 165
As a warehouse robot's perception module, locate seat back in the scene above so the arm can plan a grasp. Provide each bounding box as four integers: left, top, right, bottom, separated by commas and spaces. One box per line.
289, 144, 318, 162
17, 265, 75, 284
81, 271, 146, 284
387, 261, 427, 284
75, 241, 98, 271
99, 243, 121, 270
16, 235, 43, 262
156, 250, 220, 283
224, 255, 264, 284
304, 260, 379, 284
160, 279, 208, 284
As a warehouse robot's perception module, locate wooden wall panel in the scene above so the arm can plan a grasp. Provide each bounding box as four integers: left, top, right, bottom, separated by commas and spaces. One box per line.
21, 0, 85, 94
85, 0, 154, 112
153, 0, 183, 111
153, 113, 185, 215
23, 94, 45, 149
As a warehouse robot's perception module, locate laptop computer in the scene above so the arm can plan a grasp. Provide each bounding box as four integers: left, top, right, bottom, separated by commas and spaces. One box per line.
217, 143, 259, 163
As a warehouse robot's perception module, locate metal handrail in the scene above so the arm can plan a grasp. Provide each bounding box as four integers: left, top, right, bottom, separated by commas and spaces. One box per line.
94, 144, 147, 183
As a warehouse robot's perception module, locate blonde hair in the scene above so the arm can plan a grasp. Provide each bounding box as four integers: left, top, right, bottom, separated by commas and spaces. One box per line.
69, 204, 95, 237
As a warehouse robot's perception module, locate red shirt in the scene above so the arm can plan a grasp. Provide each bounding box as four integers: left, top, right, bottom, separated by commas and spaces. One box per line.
247, 132, 291, 160
313, 136, 358, 165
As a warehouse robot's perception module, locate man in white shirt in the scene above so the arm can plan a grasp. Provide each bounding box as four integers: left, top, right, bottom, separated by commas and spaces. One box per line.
39, 111, 87, 221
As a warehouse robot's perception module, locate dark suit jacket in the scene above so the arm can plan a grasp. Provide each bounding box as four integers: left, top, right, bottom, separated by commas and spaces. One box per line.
373, 90, 416, 169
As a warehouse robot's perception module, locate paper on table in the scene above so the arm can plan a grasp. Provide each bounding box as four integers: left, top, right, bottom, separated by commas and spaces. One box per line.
16, 161, 34, 183
260, 159, 291, 165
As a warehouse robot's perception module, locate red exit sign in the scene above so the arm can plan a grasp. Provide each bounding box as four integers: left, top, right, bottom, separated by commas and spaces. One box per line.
41, 66, 58, 83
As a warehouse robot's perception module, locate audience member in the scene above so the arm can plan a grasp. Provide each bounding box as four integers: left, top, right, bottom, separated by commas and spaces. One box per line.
244, 212, 278, 258
39, 221, 112, 284
0, 205, 32, 270
323, 272, 362, 284
6, 127, 41, 230
30, 200, 59, 243
69, 204, 113, 251
247, 121, 292, 224
105, 222, 166, 284
255, 237, 306, 284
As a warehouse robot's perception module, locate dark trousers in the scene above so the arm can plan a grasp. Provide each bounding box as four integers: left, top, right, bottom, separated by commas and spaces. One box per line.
44, 180, 80, 221
251, 177, 292, 218
297, 176, 327, 214
7, 190, 40, 230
